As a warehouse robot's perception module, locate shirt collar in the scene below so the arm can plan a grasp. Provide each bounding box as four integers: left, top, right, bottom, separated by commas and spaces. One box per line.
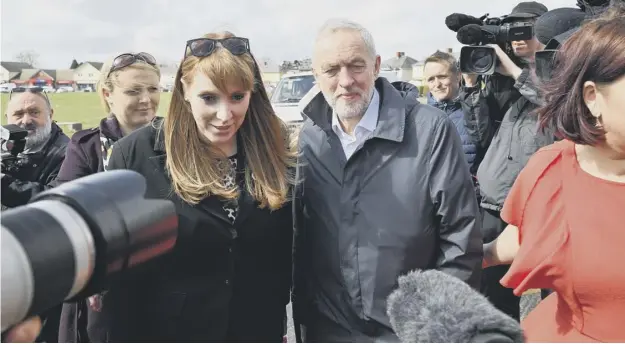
332, 88, 380, 136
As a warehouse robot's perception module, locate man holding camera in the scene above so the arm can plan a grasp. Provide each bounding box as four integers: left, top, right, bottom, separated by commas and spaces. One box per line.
1, 88, 68, 208
460, 1, 555, 321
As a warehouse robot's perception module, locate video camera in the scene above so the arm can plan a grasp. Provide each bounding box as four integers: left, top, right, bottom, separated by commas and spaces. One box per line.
1, 170, 178, 333
1, 125, 28, 161
445, 13, 534, 74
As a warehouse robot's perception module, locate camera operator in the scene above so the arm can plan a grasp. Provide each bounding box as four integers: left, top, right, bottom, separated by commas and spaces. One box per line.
1, 88, 69, 209
459, 1, 555, 321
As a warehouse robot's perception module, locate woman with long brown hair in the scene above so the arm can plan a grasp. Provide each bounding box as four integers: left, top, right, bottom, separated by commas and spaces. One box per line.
77, 32, 297, 342
482, 6, 625, 342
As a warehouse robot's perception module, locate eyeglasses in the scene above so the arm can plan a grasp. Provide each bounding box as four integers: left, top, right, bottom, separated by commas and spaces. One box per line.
9, 86, 51, 107
185, 37, 250, 58
107, 52, 157, 78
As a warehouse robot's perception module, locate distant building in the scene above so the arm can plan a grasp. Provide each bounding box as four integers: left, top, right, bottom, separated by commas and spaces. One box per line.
73, 61, 103, 91
54, 69, 77, 89
258, 58, 282, 84
381, 52, 418, 82
0, 61, 35, 84
9, 68, 54, 87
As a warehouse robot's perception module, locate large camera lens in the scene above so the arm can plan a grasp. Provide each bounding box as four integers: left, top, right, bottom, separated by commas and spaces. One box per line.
470, 49, 494, 73
460, 46, 497, 75
1, 170, 178, 332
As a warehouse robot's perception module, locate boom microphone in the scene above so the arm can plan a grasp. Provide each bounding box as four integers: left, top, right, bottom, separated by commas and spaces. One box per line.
445, 13, 485, 32
387, 270, 525, 343
1, 170, 178, 332
456, 24, 485, 45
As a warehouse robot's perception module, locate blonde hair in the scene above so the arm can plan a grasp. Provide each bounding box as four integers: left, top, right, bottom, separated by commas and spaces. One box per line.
164, 31, 298, 210
97, 55, 161, 113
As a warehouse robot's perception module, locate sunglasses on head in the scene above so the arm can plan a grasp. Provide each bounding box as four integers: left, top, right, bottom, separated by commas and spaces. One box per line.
185, 37, 250, 58
9, 86, 51, 106
107, 52, 157, 78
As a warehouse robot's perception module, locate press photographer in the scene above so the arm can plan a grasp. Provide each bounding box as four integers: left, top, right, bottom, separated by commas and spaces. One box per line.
1, 87, 69, 209
450, 1, 556, 321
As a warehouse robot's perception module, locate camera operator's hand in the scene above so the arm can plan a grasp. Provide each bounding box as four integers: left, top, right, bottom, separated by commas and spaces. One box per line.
2, 317, 41, 343
488, 44, 523, 80
462, 73, 480, 88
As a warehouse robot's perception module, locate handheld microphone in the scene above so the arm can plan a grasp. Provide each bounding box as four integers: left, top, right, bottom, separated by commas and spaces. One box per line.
387, 269, 525, 343
445, 13, 485, 32
457, 24, 484, 45
1, 170, 178, 333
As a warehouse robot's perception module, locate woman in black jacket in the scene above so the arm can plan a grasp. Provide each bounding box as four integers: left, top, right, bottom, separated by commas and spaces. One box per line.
94, 32, 297, 342
56, 53, 161, 343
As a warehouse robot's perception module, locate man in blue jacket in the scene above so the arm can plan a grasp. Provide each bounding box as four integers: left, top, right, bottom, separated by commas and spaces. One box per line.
423, 51, 479, 175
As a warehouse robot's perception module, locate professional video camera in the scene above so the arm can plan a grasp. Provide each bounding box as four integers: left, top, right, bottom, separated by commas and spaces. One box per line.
1, 125, 28, 167
445, 13, 533, 74
1, 170, 178, 333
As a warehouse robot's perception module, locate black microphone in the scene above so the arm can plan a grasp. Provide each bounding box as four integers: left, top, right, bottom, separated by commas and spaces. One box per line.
445, 13, 485, 32
387, 269, 525, 343
456, 24, 484, 45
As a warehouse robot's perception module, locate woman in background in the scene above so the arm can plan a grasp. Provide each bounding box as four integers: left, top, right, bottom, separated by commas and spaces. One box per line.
56, 52, 161, 342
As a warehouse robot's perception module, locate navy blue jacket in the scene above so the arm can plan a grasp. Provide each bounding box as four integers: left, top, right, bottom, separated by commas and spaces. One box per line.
427, 93, 477, 173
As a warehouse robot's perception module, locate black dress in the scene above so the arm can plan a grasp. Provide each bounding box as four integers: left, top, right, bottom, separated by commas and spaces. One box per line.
59, 120, 293, 342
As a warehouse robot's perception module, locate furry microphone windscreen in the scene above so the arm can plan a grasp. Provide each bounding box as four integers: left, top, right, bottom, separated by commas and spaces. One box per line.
387, 269, 525, 343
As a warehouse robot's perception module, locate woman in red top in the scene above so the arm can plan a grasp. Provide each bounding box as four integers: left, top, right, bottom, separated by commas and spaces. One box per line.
482, 7, 625, 342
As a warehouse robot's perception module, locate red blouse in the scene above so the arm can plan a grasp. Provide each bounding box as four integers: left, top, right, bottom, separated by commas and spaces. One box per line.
500, 140, 625, 342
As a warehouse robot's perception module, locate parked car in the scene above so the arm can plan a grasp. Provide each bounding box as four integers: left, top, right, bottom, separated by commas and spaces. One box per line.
270, 72, 315, 123
56, 86, 74, 93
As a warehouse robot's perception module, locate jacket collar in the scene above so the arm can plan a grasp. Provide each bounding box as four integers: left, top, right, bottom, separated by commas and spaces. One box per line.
301, 77, 405, 143
99, 115, 125, 141
427, 92, 461, 113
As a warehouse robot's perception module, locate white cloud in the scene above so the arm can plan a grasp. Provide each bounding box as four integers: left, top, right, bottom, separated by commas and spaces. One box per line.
1, 0, 579, 68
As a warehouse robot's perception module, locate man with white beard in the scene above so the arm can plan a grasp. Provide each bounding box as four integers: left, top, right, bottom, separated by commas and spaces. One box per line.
292, 19, 482, 342
2, 87, 69, 209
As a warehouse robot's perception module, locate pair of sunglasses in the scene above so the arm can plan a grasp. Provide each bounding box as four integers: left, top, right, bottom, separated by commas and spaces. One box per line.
107, 52, 157, 78
185, 37, 250, 58
9, 86, 51, 107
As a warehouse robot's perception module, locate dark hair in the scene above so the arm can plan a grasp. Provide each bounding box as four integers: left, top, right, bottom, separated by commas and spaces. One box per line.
424, 51, 459, 74
537, 11, 625, 145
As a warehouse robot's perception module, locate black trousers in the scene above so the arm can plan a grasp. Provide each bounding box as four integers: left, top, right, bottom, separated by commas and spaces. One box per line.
480, 208, 520, 321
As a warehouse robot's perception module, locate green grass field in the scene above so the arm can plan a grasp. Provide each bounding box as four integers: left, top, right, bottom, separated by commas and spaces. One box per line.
1, 92, 172, 136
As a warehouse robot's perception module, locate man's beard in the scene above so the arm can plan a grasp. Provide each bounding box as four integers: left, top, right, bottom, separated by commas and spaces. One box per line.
322, 86, 374, 120
23, 119, 52, 151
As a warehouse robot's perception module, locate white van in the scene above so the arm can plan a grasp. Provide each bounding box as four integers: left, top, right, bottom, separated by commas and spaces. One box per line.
270, 72, 315, 123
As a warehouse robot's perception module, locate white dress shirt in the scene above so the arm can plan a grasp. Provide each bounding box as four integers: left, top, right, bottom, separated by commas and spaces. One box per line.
331, 89, 380, 159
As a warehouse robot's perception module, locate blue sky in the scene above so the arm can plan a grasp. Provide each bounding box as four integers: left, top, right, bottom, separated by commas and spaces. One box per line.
1, 0, 574, 69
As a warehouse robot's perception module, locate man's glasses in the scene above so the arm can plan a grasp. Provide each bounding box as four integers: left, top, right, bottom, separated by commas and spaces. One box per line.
8, 87, 51, 108
185, 37, 250, 58
107, 52, 157, 78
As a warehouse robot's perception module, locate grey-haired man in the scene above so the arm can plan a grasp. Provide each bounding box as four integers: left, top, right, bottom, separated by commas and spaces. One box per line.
292, 19, 482, 342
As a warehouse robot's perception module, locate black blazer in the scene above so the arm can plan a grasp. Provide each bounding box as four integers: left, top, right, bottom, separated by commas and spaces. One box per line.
92, 120, 293, 342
